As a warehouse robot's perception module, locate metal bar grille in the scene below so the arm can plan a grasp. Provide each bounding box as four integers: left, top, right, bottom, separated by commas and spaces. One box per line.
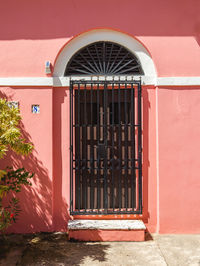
70, 79, 142, 215
65, 42, 143, 76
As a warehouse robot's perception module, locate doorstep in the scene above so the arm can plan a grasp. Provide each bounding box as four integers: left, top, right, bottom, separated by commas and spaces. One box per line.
68, 220, 146, 241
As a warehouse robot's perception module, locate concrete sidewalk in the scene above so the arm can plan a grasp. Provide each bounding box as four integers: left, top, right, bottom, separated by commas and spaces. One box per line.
0, 233, 200, 265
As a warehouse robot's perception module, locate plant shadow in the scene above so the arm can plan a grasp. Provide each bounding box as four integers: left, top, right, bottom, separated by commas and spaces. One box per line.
0, 91, 69, 233
21, 233, 109, 265
0, 233, 110, 265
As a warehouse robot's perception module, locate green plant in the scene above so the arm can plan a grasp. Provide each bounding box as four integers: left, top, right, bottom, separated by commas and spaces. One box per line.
0, 98, 33, 159
0, 197, 20, 232
0, 167, 34, 233
0, 98, 34, 233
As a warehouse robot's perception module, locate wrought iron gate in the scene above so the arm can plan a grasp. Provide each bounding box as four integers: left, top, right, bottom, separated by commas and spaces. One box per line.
70, 79, 142, 215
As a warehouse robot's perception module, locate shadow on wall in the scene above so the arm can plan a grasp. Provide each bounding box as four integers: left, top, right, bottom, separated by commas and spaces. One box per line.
194, 21, 200, 46
3, 150, 53, 233
0, 91, 69, 233
0, 0, 199, 39
52, 87, 69, 232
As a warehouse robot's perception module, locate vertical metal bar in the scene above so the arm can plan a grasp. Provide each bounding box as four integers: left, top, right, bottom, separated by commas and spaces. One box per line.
103, 42, 106, 73
72, 83, 74, 213
106, 43, 113, 73
84, 83, 87, 211
70, 81, 74, 213
97, 83, 100, 211
131, 83, 135, 209
124, 82, 128, 210
69, 81, 72, 213
86, 47, 101, 73
103, 81, 108, 210
138, 81, 142, 213
108, 47, 122, 73
77, 83, 81, 211
111, 82, 115, 211
94, 44, 103, 73
90, 83, 94, 210
118, 83, 122, 210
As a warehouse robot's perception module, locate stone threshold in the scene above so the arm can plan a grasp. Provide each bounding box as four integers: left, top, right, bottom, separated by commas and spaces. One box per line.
68, 219, 146, 230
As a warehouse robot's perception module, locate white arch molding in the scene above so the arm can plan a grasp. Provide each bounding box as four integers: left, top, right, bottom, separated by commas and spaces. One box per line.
53, 29, 157, 81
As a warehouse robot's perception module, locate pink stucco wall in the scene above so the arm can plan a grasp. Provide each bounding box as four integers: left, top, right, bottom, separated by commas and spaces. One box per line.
0, 0, 200, 77
0, 0, 200, 234
0, 85, 158, 233
158, 87, 200, 233
2, 83, 200, 234
0, 87, 54, 232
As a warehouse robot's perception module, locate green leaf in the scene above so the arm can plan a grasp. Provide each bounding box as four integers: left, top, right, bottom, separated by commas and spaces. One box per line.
0, 170, 7, 179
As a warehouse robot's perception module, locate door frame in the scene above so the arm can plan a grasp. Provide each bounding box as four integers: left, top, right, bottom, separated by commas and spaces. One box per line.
69, 78, 142, 215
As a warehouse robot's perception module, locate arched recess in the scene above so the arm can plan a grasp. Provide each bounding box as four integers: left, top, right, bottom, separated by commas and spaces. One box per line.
65, 41, 144, 76
53, 29, 157, 78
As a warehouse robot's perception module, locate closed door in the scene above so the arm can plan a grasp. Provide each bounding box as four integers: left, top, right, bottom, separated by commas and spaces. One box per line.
70, 80, 142, 215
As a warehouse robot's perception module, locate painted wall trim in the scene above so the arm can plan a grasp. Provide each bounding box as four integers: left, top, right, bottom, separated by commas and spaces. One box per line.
157, 77, 200, 86
0, 77, 53, 87
0, 77, 200, 87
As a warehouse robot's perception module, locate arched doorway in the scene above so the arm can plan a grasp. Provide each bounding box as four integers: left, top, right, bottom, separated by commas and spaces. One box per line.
53, 29, 157, 216
66, 41, 143, 215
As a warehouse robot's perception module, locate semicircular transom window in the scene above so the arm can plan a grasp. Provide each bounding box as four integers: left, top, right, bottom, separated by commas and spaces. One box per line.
65, 41, 144, 76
